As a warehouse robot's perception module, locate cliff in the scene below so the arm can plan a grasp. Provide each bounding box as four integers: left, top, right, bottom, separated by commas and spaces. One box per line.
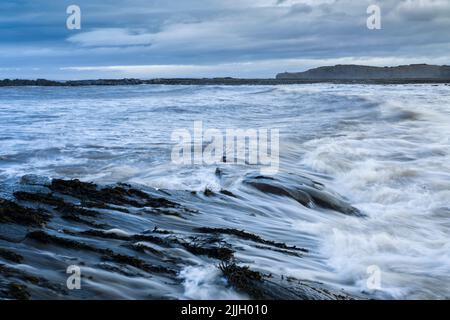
276, 64, 450, 80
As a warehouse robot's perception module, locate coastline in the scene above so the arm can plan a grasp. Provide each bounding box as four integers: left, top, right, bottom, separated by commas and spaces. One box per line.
1, 78, 450, 87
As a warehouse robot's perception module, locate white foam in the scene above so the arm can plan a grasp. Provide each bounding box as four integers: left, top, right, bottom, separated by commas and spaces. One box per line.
179, 264, 247, 300
104, 228, 131, 237
299, 86, 450, 298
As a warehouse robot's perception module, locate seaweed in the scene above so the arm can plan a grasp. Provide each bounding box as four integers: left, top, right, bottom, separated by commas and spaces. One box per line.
75, 229, 168, 246
49, 179, 179, 209
26, 231, 112, 255
56, 203, 99, 217
76, 228, 234, 262
60, 213, 109, 229
0, 264, 67, 298
26, 230, 175, 275
127, 243, 162, 256
0, 248, 23, 263
0, 199, 51, 226
151, 226, 173, 234
219, 262, 265, 299
195, 227, 308, 253
203, 188, 215, 197
7, 283, 30, 300
102, 253, 176, 275
181, 239, 234, 261
14, 191, 67, 207
254, 245, 303, 257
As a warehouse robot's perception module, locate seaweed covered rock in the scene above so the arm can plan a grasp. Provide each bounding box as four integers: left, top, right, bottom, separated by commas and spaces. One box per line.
195, 227, 308, 253
0, 199, 51, 226
49, 179, 179, 209
219, 263, 354, 300
0, 175, 358, 300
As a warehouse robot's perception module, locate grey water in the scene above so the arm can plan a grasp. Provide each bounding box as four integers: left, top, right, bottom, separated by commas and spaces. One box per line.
1, 83, 449, 299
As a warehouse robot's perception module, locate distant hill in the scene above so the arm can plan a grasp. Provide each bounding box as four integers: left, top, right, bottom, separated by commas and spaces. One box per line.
276, 64, 450, 80
2, 64, 450, 87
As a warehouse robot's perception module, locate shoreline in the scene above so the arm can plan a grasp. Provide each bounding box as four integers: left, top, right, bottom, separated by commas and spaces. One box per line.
1, 78, 450, 87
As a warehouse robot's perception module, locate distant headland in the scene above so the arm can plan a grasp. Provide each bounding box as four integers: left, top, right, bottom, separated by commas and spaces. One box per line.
276, 64, 450, 80
1, 64, 450, 87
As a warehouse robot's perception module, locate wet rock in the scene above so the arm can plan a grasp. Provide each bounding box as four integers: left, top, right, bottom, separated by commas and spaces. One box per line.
20, 175, 51, 187
102, 253, 176, 275
74, 229, 168, 246
60, 212, 109, 229
0, 224, 29, 242
14, 191, 69, 208
56, 203, 99, 217
245, 179, 314, 206
219, 263, 265, 299
219, 263, 354, 300
220, 189, 238, 198
6, 283, 30, 300
195, 227, 308, 253
215, 167, 223, 177
179, 237, 234, 261
0, 175, 359, 299
253, 245, 303, 257
0, 199, 51, 226
150, 226, 173, 235
0, 248, 23, 263
26, 230, 111, 255
127, 243, 162, 256
244, 173, 364, 217
49, 179, 179, 209
203, 188, 215, 197
0, 264, 67, 299
83, 228, 237, 261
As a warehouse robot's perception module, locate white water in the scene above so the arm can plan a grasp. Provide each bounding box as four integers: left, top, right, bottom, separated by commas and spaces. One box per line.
1, 84, 449, 299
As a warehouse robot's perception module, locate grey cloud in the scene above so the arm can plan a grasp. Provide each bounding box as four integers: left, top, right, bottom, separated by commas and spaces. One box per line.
1, 0, 449, 78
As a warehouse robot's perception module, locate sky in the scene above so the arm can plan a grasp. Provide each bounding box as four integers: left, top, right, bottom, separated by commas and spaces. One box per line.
0, 0, 449, 79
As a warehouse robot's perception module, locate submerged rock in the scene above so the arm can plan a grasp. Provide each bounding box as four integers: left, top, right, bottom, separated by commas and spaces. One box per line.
243, 173, 364, 217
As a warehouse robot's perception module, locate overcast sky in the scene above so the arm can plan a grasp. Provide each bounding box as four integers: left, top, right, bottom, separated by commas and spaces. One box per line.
1, 0, 449, 79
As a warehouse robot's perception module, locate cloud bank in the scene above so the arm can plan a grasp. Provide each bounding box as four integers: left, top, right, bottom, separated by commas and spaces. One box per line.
0, 0, 449, 79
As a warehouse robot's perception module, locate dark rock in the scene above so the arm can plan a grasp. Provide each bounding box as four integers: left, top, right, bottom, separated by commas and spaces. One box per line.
220, 189, 237, 198
14, 191, 67, 208
219, 263, 354, 300
2, 75, 449, 88
203, 188, 215, 197
0, 264, 67, 298
49, 179, 179, 209
277, 64, 450, 80
219, 263, 265, 299
243, 173, 364, 217
102, 253, 176, 275
179, 237, 234, 261
26, 230, 111, 254
195, 227, 308, 253
0, 199, 51, 226
0, 248, 23, 263
7, 283, 30, 300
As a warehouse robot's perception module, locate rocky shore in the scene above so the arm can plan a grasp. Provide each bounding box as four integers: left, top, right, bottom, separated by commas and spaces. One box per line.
1, 76, 449, 87
0, 175, 359, 300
